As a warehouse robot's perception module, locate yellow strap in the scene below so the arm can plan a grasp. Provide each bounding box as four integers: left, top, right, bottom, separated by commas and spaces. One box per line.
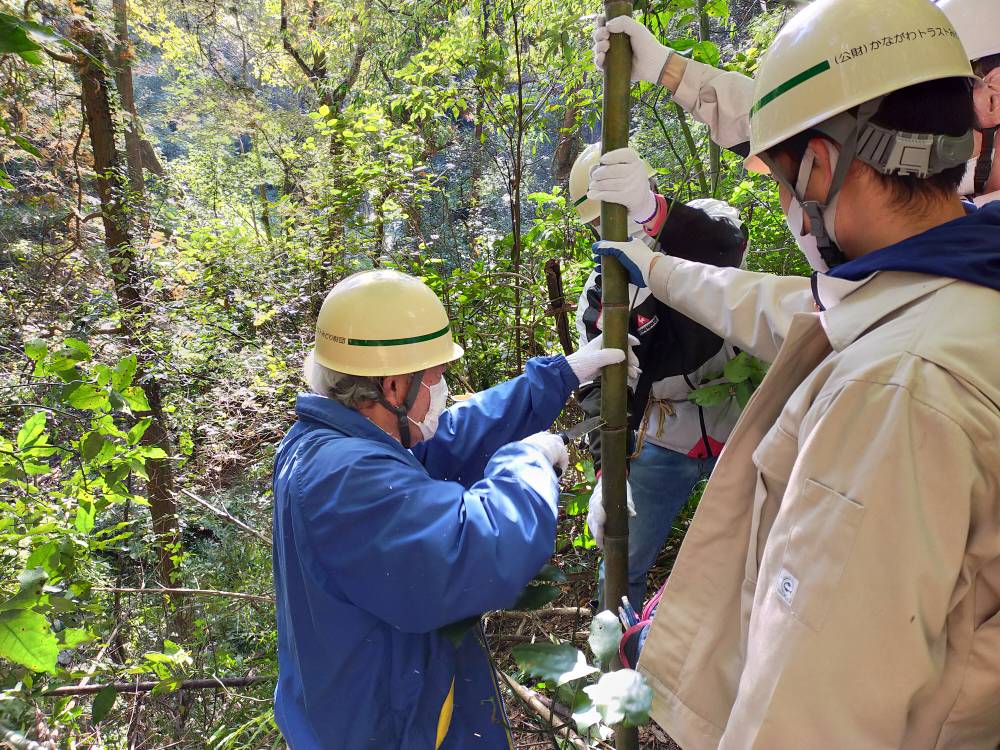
630, 397, 675, 459
435, 678, 455, 749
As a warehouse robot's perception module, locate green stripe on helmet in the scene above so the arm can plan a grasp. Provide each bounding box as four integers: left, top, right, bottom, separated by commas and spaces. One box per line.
573, 195, 589, 207
750, 60, 832, 117
347, 324, 451, 347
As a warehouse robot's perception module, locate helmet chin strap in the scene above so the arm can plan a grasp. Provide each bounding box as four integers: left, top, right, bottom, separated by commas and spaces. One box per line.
974, 126, 997, 195
762, 98, 884, 270
376, 370, 425, 449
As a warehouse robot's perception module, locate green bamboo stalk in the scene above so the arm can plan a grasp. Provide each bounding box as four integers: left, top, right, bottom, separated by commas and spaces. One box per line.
600, 1, 640, 748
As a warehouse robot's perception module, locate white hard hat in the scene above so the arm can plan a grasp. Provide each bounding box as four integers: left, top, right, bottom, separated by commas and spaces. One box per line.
936, 0, 1000, 63
748, 0, 974, 165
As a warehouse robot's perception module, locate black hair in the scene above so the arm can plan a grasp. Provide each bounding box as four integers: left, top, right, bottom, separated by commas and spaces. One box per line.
973, 53, 1000, 77
767, 77, 974, 214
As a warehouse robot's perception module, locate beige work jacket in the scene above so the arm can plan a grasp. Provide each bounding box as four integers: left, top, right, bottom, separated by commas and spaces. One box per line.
638, 257, 1000, 749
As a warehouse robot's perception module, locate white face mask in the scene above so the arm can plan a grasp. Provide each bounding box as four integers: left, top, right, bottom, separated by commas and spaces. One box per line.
784, 143, 841, 273
958, 157, 977, 196
408, 377, 448, 441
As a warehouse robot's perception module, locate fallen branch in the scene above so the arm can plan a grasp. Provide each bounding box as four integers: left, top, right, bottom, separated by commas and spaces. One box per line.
43, 676, 272, 697
179, 488, 272, 546
95, 587, 273, 604
498, 630, 590, 645
1, 723, 51, 750
500, 671, 591, 750
493, 607, 591, 620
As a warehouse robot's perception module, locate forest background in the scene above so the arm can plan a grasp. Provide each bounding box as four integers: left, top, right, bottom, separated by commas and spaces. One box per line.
0, 0, 809, 747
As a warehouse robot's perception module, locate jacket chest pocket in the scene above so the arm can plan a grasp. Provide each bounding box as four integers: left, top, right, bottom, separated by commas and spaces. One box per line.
769, 479, 865, 632
746, 424, 798, 585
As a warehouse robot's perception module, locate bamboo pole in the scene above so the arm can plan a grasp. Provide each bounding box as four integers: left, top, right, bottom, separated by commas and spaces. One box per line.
600, 2, 640, 748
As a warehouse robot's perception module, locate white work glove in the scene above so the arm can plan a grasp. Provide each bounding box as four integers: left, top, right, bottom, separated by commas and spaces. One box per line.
566, 333, 641, 385
592, 237, 659, 288
592, 15, 672, 85
521, 431, 569, 476
587, 478, 636, 550
588, 147, 658, 224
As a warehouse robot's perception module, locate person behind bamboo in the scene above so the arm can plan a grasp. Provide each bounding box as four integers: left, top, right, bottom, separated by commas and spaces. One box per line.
591, 0, 1000, 746
568, 143, 748, 610
591, 0, 1000, 206
271, 269, 631, 749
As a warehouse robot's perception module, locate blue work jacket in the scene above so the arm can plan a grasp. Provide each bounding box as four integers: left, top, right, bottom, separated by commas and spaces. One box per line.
272, 355, 579, 748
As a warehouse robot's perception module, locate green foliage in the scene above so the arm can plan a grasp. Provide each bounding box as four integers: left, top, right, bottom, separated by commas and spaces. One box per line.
512, 642, 600, 686
512, 610, 653, 736
587, 610, 622, 665
0, 609, 58, 674
91, 684, 117, 724
582, 668, 653, 727
689, 351, 770, 409
0, 0, 797, 743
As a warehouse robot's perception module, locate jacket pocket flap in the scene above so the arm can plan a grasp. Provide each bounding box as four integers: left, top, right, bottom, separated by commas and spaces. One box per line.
774, 479, 865, 632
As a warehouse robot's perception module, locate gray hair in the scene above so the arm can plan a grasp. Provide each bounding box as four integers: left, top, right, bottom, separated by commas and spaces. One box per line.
304, 352, 383, 409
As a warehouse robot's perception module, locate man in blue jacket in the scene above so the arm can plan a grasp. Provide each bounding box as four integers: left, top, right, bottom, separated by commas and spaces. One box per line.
272, 269, 630, 748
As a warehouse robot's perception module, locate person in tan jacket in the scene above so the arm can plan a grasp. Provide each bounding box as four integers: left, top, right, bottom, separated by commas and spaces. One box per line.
592, 0, 1000, 207
592, 0, 1000, 747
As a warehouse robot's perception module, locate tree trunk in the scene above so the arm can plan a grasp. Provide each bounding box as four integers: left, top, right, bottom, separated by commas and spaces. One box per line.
544, 259, 574, 355
73, 20, 181, 602
697, 0, 721, 196
552, 102, 579, 183
112, 0, 145, 205
601, 2, 639, 748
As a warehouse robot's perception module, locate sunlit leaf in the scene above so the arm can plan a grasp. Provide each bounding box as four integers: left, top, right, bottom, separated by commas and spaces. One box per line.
127, 418, 152, 446
16, 413, 46, 451
112, 356, 137, 391
588, 610, 622, 665
723, 353, 753, 383
67, 384, 108, 411
0, 568, 47, 612
583, 669, 652, 727
121, 386, 150, 412
58, 627, 95, 648
0, 609, 58, 673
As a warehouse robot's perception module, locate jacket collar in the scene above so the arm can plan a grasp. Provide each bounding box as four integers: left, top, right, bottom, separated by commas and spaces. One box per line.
811, 272, 867, 312
819, 272, 956, 352
294, 393, 410, 456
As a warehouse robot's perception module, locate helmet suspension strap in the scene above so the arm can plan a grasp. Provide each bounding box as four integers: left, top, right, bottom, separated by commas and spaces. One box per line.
377, 370, 426, 449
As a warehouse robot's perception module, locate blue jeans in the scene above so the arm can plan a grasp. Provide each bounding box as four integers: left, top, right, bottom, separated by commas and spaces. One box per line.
598, 442, 717, 610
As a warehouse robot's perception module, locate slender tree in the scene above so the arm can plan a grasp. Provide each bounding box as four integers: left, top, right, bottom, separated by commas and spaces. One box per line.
70, 15, 182, 607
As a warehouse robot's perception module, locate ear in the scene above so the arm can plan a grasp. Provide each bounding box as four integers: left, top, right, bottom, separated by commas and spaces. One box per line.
804, 137, 837, 200
984, 68, 1000, 116
380, 375, 407, 409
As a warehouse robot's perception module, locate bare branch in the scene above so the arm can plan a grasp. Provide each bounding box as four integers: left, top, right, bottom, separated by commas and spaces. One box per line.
499, 672, 589, 750
43, 676, 272, 697
0, 723, 51, 750
280, 0, 319, 83
95, 587, 273, 604
179, 488, 272, 546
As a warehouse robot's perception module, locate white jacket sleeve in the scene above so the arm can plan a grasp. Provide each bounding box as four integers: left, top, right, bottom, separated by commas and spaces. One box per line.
646, 255, 814, 363
673, 59, 754, 152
